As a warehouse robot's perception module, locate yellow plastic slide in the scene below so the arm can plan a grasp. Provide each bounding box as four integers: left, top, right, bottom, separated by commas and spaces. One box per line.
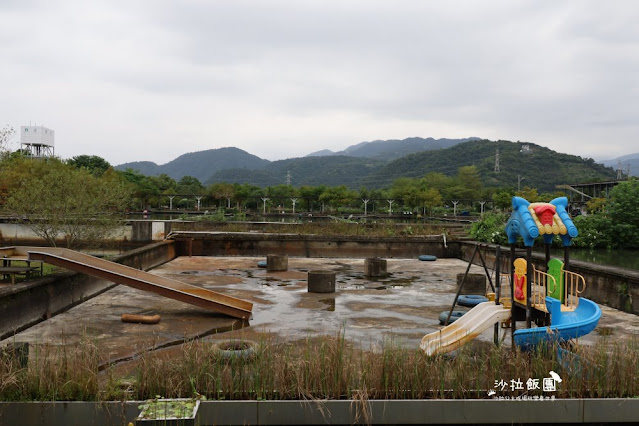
420, 302, 511, 356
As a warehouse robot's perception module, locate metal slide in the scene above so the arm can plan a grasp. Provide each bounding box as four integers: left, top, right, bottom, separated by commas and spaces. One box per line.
420, 302, 511, 356
1, 246, 253, 319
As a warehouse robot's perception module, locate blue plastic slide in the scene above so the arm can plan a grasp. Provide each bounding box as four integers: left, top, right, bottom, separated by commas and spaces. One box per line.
513, 296, 601, 351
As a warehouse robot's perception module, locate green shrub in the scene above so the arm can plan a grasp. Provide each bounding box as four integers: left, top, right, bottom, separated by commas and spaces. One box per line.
469, 213, 509, 245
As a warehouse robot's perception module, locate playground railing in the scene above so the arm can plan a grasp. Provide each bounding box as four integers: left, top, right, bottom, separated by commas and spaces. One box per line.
531, 268, 556, 311
497, 273, 512, 307
563, 270, 586, 310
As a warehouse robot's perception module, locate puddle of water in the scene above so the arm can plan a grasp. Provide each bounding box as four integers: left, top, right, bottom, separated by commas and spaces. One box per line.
319, 298, 336, 311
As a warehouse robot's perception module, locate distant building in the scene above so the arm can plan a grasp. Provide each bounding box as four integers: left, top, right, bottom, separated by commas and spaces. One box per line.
520, 144, 531, 154
20, 125, 55, 158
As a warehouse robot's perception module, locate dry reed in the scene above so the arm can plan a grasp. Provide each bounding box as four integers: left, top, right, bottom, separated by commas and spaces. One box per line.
2, 333, 638, 401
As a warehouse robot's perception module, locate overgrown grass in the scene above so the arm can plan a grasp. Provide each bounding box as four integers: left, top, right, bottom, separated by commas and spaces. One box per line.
0, 260, 62, 284
2, 333, 638, 401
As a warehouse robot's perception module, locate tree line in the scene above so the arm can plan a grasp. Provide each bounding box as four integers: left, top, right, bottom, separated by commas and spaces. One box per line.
0, 150, 570, 247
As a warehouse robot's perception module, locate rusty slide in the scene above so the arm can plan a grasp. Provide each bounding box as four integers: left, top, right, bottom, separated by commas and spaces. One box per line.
420, 302, 510, 356
2, 246, 252, 319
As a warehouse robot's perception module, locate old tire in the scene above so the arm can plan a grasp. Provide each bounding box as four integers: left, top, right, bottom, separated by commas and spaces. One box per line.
214, 340, 258, 361
439, 311, 465, 325
418, 255, 437, 261
458, 295, 488, 307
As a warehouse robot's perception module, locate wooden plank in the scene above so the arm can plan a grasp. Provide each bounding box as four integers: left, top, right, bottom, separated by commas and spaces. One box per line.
17, 247, 252, 319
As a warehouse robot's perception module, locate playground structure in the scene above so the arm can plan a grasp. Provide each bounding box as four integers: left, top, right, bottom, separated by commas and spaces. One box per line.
0, 246, 253, 320
421, 196, 601, 356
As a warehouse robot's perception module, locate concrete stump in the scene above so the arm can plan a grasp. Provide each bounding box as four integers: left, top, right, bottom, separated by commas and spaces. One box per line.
308, 270, 336, 293
457, 273, 486, 294
266, 254, 288, 272
365, 257, 387, 278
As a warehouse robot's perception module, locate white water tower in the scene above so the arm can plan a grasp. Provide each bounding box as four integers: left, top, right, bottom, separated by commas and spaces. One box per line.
20, 125, 55, 158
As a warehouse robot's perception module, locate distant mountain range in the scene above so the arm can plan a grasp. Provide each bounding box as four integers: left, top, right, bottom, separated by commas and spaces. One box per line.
115, 137, 617, 191
116, 137, 474, 183
306, 136, 481, 161
116, 147, 269, 182
599, 153, 639, 177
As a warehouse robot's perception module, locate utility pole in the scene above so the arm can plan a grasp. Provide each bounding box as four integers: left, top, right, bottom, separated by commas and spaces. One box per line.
494, 148, 500, 173
291, 198, 298, 214
452, 200, 459, 216
617, 161, 623, 180
195, 196, 202, 211
479, 201, 486, 217
387, 199, 394, 216
286, 171, 292, 186
261, 197, 269, 214
362, 199, 370, 216
517, 175, 525, 192
168, 195, 175, 210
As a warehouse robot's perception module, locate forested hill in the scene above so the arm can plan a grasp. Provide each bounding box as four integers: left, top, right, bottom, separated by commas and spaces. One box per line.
207, 156, 384, 187
116, 139, 617, 191
306, 136, 480, 161
115, 147, 270, 182
357, 140, 617, 191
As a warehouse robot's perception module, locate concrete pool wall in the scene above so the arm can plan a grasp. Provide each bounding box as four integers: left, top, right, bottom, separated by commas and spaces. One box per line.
1, 234, 638, 339
0, 240, 176, 340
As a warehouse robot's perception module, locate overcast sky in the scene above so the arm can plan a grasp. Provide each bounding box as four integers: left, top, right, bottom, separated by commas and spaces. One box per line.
1, 0, 638, 166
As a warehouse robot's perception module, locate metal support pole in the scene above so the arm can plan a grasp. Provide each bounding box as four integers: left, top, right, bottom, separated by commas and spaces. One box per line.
510, 243, 516, 350
444, 244, 478, 326
494, 245, 501, 345
526, 246, 532, 329
477, 244, 495, 292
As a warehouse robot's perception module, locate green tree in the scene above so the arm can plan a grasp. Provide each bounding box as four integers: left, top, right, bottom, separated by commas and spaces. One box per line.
149, 174, 177, 193
517, 186, 540, 202
421, 172, 453, 194
299, 185, 325, 211
266, 184, 298, 210
67, 155, 112, 176
1, 157, 131, 248
319, 185, 357, 212
447, 166, 483, 200
209, 182, 235, 208
390, 177, 420, 210
0, 125, 15, 158
608, 179, 639, 227
119, 169, 160, 209
419, 188, 443, 216
492, 189, 514, 211
176, 176, 205, 195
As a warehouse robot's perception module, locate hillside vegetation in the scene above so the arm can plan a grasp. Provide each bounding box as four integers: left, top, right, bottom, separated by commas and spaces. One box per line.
207, 156, 384, 187
116, 139, 617, 191
359, 140, 616, 191
116, 147, 269, 182
308, 136, 479, 161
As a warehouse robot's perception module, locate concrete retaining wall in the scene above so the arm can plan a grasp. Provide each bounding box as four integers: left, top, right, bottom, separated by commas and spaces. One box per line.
0, 399, 637, 425
0, 241, 177, 340
460, 242, 639, 315
171, 232, 460, 259
0, 222, 131, 245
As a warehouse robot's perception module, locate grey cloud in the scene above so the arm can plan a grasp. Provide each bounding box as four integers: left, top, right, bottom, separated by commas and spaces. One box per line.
1, 0, 638, 165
